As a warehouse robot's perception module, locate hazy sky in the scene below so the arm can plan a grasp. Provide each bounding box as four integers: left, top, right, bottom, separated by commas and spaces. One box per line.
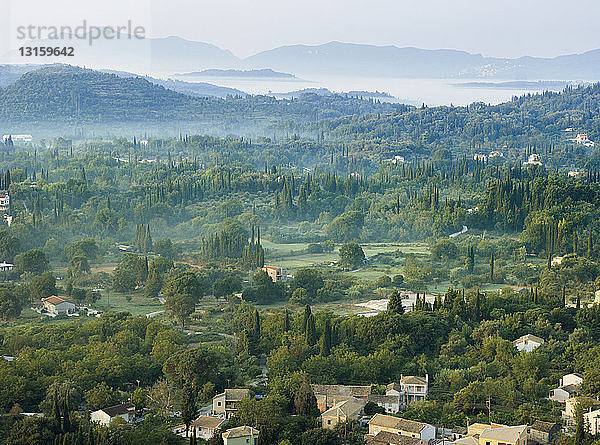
4, 0, 600, 59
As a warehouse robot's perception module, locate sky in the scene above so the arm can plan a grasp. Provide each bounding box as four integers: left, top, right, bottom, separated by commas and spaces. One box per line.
3, 0, 600, 59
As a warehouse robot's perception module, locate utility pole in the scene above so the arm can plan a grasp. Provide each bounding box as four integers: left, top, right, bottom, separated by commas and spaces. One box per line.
487, 396, 491, 425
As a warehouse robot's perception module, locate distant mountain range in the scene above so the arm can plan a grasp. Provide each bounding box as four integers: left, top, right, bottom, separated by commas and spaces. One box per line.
3, 37, 600, 80
178, 68, 296, 79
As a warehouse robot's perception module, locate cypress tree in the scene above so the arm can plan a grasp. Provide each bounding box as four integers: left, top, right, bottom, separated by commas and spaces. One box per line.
321, 318, 332, 356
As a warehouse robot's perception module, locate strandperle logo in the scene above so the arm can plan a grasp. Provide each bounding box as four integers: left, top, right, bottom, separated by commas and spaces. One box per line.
16, 20, 146, 45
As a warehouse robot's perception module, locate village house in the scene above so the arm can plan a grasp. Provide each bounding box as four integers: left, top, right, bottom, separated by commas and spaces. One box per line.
549, 373, 583, 402
489, 151, 504, 158
584, 409, 600, 436
90, 402, 136, 426
311, 384, 371, 412
573, 133, 595, 147
523, 154, 542, 166
368, 393, 402, 414
322, 399, 365, 429
0, 261, 14, 272
368, 414, 436, 443
261, 265, 288, 282
453, 436, 478, 445
172, 416, 227, 440
451, 426, 467, 441
473, 154, 488, 162
478, 425, 528, 445
222, 426, 259, 445
0, 193, 9, 212
562, 396, 600, 426
386, 375, 429, 407
42, 296, 77, 316
513, 334, 544, 352
212, 389, 251, 418
527, 420, 559, 445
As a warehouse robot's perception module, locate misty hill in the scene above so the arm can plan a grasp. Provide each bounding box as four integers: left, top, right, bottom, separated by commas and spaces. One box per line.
180, 68, 297, 79
244, 41, 600, 79
0, 65, 402, 125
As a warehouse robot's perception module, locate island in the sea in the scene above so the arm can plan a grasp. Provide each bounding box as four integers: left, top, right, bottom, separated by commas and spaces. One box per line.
177, 68, 298, 79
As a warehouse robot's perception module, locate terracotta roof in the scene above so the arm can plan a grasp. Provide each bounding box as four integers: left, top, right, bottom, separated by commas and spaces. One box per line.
222, 425, 259, 438
559, 384, 580, 395
387, 383, 402, 392
453, 436, 479, 445
530, 421, 557, 433
192, 416, 227, 429
43, 296, 69, 305
100, 402, 135, 417
366, 431, 422, 445
311, 384, 371, 398
369, 414, 428, 433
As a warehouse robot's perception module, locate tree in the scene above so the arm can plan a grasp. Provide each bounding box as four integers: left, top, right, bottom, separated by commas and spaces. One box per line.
180, 380, 197, 437
14, 249, 49, 275
163, 271, 203, 327
338, 243, 365, 270
294, 379, 319, 417
112, 253, 138, 292
321, 318, 332, 356
326, 211, 364, 242
489, 252, 495, 281
431, 239, 459, 260
305, 313, 316, 346
387, 289, 405, 314
154, 238, 177, 260
29, 272, 57, 301
84, 382, 120, 411
0, 286, 26, 320
300, 428, 341, 445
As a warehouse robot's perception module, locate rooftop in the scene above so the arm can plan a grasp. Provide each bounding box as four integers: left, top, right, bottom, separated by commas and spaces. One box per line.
367, 431, 423, 445
192, 416, 227, 429
369, 414, 428, 433
322, 399, 365, 418
222, 426, 259, 438
513, 334, 545, 345
99, 402, 135, 417
480, 425, 527, 443
400, 375, 427, 386
530, 420, 558, 433
312, 384, 371, 398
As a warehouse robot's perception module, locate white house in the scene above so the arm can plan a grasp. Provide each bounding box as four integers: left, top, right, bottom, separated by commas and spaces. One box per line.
386, 375, 429, 407
368, 394, 402, 414
2, 134, 32, 144
90, 402, 136, 426
42, 296, 77, 316
549, 373, 584, 402
172, 416, 227, 440
513, 334, 544, 352
0, 193, 9, 211
584, 409, 600, 435
212, 389, 251, 418
368, 414, 436, 443
524, 154, 542, 166
0, 261, 14, 272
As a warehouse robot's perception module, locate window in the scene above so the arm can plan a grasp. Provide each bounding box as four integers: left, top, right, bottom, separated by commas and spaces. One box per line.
486, 441, 491, 445
246, 440, 249, 444
327, 420, 331, 425
217, 402, 222, 406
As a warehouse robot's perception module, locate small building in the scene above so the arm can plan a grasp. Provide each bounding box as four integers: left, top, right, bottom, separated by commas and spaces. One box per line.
222, 426, 259, 445
386, 375, 429, 407
0, 261, 14, 272
574, 133, 595, 147
478, 425, 527, 445
0, 193, 9, 211
322, 399, 365, 429
172, 416, 227, 440
369, 394, 402, 414
368, 414, 436, 443
584, 409, 600, 436
523, 154, 542, 166
90, 402, 136, 426
366, 431, 425, 445
261, 266, 288, 282
549, 373, 583, 402
473, 154, 488, 162
513, 334, 544, 352
42, 296, 77, 316
528, 421, 559, 445
489, 151, 504, 158
212, 389, 251, 418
